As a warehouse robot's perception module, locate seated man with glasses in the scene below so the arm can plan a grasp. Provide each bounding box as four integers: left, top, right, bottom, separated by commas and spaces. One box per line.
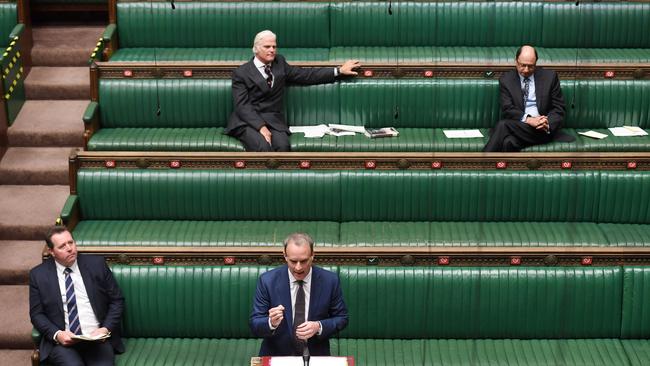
483, 45, 574, 152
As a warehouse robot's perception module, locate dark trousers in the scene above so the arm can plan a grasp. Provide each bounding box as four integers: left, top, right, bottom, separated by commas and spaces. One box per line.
47, 341, 115, 366
483, 119, 553, 152
233, 126, 291, 152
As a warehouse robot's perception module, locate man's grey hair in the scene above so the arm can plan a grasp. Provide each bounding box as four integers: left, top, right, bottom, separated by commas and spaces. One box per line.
252, 30, 277, 55
283, 232, 314, 254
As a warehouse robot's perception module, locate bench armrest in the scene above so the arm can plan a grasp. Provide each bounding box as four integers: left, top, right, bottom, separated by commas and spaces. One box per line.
31, 328, 41, 345
83, 102, 99, 124
60, 195, 78, 225
102, 24, 116, 42
9, 23, 24, 40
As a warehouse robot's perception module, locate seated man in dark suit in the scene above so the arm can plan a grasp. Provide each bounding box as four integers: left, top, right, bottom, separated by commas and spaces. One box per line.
29, 226, 124, 366
484, 45, 574, 152
225, 30, 361, 152
250, 233, 348, 356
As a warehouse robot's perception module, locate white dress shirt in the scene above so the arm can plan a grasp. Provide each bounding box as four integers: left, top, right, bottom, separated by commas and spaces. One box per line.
268, 268, 322, 334
53, 260, 100, 340
520, 73, 540, 122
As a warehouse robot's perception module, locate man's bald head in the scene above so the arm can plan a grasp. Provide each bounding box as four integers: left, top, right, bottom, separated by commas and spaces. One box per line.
515, 45, 538, 78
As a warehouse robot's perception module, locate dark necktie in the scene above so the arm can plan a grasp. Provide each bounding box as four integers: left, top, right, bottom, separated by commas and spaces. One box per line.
293, 280, 306, 354
523, 77, 530, 106
264, 64, 273, 88
64, 267, 82, 335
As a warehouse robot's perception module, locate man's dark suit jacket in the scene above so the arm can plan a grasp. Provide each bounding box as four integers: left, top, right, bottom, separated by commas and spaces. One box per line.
499, 67, 570, 139
249, 265, 348, 356
225, 54, 336, 135
29, 255, 125, 362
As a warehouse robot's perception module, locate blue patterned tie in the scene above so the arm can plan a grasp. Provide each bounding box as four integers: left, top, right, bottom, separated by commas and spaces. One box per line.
523, 77, 530, 106
64, 268, 82, 335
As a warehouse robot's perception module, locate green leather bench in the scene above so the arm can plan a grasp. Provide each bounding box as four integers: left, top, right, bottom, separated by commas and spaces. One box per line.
32, 265, 650, 365
84, 78, 650, 152
61, 169, 650, 249
0, 0, 27, 124
103, 1, 650, 64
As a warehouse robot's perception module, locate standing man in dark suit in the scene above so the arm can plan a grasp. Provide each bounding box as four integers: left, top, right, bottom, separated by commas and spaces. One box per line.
29, 226, 124, 365
484, 45, 573, 152
250, 233, 348, 356
225, 30, 361, 152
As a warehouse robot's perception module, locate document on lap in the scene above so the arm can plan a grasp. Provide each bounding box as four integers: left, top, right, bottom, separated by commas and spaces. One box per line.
70, 333, 111, 342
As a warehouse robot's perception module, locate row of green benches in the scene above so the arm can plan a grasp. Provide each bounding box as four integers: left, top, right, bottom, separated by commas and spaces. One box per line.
100, 1, 650, 64
60, 167, 650, 251
84, 76, 650, 152
32, 265, 650, 365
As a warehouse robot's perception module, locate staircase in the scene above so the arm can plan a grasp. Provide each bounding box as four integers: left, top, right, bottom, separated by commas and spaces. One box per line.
0, 23, 104, 365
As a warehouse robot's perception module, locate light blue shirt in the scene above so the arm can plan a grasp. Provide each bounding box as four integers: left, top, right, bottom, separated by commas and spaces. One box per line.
519, 74, 539, 122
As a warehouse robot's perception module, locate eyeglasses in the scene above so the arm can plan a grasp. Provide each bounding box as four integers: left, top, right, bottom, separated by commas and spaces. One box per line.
516, 61, 536, 69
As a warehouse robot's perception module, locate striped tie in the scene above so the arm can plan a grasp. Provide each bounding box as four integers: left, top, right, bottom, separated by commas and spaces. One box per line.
64, 268, 82, 335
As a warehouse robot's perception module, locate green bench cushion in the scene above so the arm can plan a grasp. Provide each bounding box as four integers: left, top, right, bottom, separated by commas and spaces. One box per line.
117, 338, 259, 366
73, 220, 340, 247
88, 78, 650, 152
111, 46, 650, 63
116, 2, 330, 48
0, 4, 16, 47
622, 340, 650, 366
600, 224, 650, 247
114, 265, 272, 337
100, 266, 650, 365
87, 128, 244, 152
339, 267, 622, 339
69, 169, 650, 247
71, 221, 650, 248
110, 48, 330, 62
429, 222, 610, 247
109, 2, 650, 63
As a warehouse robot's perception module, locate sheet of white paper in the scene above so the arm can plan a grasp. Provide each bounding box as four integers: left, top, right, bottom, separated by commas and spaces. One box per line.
71, 333, 111, 341
270, 356, 348, 366
328, 124, 367, 134
578, 130, 608, 139
609, 126, 648, 137
443, 129, 484, 138
289, 125, 330, 138
328, 131, 356, 137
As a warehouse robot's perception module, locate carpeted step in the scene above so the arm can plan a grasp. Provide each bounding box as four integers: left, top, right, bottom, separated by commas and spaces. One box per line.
8, 100, 85, 147
0, 148, 72, 185
31, 26, 106, 67
24, 67, 89, 100
0, 286, 32, 348
0, 241, 43, 285
0, 185, 69, 240
0, 349, 33, 366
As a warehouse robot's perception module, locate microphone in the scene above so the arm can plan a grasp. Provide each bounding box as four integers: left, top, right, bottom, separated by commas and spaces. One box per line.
302, 344, 310, 366
388, 1, 392, 15
171, 1, 175, 9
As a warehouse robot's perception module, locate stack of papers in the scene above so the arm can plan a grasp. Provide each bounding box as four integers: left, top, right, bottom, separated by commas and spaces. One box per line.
608, 126, 648, 137
290, 124, 398, 139
443, 129, 484, 139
